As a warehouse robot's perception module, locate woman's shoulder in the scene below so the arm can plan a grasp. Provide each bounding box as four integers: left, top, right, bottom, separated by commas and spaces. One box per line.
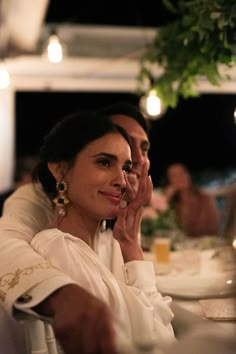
31, 229, 98, 266
32, 229, 91, 250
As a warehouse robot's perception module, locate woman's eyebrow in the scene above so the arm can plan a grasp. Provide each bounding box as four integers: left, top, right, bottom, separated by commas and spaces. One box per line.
92, 152, 132, 165
92, 152, 117, 160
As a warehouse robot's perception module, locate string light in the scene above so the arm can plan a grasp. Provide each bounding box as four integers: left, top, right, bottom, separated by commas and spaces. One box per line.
46, 28, 64, 64
140, 90, 166, 120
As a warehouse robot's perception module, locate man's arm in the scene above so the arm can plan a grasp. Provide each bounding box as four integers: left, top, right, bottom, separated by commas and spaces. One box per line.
34, 284, 116, 354
0, 184, 60, 313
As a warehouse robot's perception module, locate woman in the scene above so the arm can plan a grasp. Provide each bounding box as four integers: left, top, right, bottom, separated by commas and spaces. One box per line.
164, 163, 220, 237
30, 111, 175, 351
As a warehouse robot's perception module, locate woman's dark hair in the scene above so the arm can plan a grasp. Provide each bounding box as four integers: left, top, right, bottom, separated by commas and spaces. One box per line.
33, 110, 131, 201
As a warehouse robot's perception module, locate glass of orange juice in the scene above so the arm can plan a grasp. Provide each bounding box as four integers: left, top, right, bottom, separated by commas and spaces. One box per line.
153, 237, 170, 263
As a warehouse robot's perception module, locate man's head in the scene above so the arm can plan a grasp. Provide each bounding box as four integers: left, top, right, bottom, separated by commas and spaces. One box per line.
99, 102, 151, 191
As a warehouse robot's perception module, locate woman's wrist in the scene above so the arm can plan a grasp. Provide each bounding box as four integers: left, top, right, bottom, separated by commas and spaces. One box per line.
119, 241, 144, 263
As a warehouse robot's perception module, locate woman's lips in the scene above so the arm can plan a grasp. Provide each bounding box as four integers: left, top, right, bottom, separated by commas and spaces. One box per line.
99, 192, 121, 204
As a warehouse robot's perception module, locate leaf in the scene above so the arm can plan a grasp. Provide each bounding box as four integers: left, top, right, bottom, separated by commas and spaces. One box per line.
218, 18, 225, 29
162, 0, 178, 14
210, 12, 221, 20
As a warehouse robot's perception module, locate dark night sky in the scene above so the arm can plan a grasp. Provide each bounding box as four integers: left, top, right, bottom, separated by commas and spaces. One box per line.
45, 0, 177, 27
15, 1, 236, 187
148, 94, 236, 183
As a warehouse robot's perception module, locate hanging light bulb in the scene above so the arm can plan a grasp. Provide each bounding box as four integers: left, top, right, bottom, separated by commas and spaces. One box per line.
0, 61, 10, 89
234, 107, 236, 123
140, 90, 166, 120
146, 90, 161, 116
46, 28, 64, 63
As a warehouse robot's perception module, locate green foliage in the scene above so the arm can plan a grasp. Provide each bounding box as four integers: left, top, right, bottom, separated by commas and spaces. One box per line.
137, 0, 236, 108
141, 208, 182, 238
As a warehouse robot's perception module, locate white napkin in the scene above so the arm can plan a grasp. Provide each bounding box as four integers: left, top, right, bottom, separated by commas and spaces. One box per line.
200, 297, 236, 320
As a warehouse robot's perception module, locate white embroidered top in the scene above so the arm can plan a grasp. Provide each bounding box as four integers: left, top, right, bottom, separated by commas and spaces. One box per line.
31, 229, 175, 350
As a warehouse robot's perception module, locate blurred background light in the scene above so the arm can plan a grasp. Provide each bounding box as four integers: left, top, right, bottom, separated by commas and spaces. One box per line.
46, 28, 64, 63
140, 90, 166, 120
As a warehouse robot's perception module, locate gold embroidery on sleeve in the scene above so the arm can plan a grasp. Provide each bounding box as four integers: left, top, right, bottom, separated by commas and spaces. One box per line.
0, 262, 54, 303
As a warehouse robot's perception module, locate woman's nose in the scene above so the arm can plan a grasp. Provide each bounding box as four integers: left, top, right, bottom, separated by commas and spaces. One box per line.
112, 170, 126, 188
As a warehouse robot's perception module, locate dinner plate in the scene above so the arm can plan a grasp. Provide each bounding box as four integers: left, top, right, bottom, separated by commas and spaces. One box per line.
174, 235, 227, 251
156, 271, 236, 299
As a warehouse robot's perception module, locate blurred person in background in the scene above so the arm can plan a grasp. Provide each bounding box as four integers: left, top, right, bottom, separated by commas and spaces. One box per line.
222, 186, 236, 243
163, 163, 220, 237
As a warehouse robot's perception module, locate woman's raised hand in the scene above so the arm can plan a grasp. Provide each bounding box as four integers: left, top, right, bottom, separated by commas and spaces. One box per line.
113, 163, 153, 262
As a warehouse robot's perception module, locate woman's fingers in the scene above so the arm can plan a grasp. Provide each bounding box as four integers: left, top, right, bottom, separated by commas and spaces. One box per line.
117, 163, 153, 222
129, 164, 152, 209
114, 166, 152, 242
123, 173, 136, 202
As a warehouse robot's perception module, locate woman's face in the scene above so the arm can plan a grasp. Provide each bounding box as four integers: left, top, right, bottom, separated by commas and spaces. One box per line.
65, 132, 132, 221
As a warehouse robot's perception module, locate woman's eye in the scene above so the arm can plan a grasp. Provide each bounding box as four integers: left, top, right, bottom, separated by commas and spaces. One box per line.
123, 166, 132, 174
97, 159, 110, 167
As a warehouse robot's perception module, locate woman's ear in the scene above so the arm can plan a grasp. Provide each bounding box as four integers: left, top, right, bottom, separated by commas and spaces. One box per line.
48, 162, 67, 182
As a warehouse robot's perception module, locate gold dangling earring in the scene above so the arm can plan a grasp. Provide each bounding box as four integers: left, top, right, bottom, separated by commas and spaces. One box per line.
53, 181, 70, 216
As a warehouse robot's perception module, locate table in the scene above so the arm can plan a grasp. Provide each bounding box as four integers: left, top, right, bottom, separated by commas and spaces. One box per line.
144, 247, 236, 338
173, 299, 204, 318
173, 297, 236, 338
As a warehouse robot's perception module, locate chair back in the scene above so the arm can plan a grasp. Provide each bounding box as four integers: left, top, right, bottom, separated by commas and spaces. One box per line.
23, 318, 61, 354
